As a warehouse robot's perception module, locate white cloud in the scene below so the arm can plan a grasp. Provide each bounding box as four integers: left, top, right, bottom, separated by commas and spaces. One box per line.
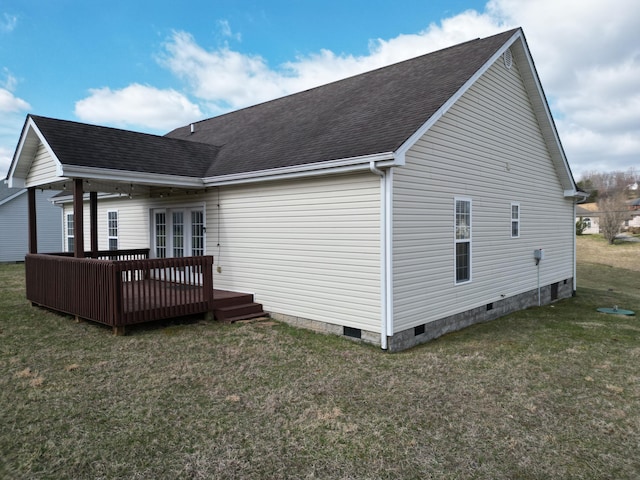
74, 83, 203, 131
160, 11, 507, 114
0, 88, 30, 113
158, 1, 639, 178
218, 19, 241, 42
0, 13, 17, 33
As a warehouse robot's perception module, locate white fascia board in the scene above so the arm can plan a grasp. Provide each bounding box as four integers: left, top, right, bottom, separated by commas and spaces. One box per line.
202, 152, 396, 187
60, 165, 205, 188
395, 30, 523, 165
565, 189, 588, 199
7, 117, 64, 188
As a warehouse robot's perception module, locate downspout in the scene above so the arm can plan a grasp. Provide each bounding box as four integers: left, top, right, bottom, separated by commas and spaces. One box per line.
370, 161, 388, 350
573, 199, 577, 294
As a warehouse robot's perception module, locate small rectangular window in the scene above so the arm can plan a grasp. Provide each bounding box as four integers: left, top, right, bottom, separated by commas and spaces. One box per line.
107, 211, 118, 250
511, 203, 520, 238
455, 198, 471, 284
66, 213, 75, 252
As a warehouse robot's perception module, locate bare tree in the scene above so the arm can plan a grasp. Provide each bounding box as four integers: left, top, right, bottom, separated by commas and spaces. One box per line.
579, 168, 639, 200
598, 192, 631, 244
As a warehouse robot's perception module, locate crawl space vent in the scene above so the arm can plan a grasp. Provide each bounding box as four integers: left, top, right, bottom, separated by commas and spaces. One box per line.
503, 49, 513, 69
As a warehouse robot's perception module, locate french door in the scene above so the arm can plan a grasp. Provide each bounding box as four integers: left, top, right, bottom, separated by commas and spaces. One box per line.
152, 207, 205, 284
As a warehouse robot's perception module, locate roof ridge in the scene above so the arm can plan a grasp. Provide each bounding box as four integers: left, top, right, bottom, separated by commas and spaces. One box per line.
169, 28, 521, 133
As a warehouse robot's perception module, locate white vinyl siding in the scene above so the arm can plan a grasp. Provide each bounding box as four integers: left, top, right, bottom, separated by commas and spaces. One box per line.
0, 188, 62, 261
25, 144, 64, 188
208, 173, 381, 332
392, 54, 575, 333
63, 196, 151, 251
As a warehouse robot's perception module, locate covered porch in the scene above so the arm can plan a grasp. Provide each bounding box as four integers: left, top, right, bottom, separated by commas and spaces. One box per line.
8, 116, 264, 333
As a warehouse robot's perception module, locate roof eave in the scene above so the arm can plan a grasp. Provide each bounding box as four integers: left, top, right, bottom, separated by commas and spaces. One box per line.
202, 152, 397, 187
60, 165, 205, 188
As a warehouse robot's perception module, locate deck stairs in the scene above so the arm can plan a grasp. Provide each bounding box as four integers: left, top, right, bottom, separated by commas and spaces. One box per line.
212, 290, 267, 322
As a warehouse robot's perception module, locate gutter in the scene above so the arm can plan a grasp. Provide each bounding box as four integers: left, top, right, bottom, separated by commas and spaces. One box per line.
203, 152, 396, 187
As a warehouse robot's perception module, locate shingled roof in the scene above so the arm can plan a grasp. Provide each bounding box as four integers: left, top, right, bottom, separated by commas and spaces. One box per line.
166, 28, 519, 177
10, 28, 521, 183
28, 115, 219, 177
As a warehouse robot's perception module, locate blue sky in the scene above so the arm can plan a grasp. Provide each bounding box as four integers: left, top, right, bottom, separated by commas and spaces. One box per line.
1, 0, 639, 179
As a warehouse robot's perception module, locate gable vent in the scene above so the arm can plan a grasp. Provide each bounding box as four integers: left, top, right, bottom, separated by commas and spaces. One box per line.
503, 49, 513, 69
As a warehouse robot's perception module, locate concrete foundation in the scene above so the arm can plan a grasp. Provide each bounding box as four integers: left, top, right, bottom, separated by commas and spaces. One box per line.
269, 278, 574, 353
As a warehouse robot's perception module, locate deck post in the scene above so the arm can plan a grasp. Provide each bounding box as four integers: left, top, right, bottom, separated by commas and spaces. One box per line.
90, 191, 98, 257
27, 187, 37, 254
73, 179, 85, 258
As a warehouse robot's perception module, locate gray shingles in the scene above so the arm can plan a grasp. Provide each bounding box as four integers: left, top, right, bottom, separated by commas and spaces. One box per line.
166, 29, 518, 177
31, 116, 219, 177
29, 29, 518, 179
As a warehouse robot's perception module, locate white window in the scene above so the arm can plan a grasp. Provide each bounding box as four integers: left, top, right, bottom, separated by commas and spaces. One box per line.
511, 203, 520, 238
155, 212, 167, 258
455, 198, 472, 284
152, 207, 205, 258
107, 211, 118, 250
172, 211, 184, 257
66, 213, 74, 252
191, 210, 205, 256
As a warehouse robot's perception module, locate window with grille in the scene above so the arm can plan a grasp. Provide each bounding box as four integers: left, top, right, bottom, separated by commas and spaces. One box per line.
455, 198, 471, 284
511, 203, 520, 238
66, 213, 74, 252
107, 211, 118, 250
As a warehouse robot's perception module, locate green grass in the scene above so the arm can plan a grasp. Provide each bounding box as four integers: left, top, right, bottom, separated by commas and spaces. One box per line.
1, 238, 640, 479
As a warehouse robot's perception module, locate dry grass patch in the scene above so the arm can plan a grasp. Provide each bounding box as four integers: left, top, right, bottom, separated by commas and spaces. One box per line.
577, 234, 640, 271
1, 242, 640, 479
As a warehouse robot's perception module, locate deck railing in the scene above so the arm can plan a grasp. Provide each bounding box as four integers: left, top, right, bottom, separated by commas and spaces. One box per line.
25, 252, 214, 332
48, 248, 150, 261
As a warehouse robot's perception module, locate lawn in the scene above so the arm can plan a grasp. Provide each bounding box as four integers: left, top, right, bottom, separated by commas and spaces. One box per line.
1, 236, 639, 479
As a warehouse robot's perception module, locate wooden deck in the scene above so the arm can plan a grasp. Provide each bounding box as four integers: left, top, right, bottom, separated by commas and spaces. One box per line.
25, 251, 265, 333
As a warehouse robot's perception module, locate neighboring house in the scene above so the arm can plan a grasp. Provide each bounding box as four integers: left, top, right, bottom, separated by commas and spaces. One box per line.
576, 200, 640, 234
0, 182, 61, 262
626, 198, 640, 230
576, 203, 601, 234
6, 28, 585, 351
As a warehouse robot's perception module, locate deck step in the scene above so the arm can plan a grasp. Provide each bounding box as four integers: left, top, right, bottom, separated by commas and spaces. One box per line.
212, 290, 267, 322
215, 303, 266, 322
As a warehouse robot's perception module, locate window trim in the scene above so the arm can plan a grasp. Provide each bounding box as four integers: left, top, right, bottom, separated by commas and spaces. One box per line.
66, 213, 75, 253
454, 197, 472, 285
511, 202, 520, 238
107, 210, 119, 250
151, 205, 206, 259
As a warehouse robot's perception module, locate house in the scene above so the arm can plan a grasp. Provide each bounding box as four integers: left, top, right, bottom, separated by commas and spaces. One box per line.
576, 200, 640, 234
5, 28, 585, 351
576, 203, 601, 234
625, 198, 640, 231
0, 182, 61, 262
